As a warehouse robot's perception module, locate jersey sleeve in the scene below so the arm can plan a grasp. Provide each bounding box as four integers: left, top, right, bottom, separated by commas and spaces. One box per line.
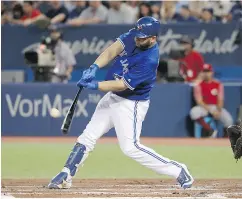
116, 29, 135, 52
122, 64, 154, 90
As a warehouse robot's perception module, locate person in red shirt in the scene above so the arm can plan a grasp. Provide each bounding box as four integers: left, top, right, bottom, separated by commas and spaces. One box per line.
7, 1, 44, 26
190, 63, 233, 137
21, 1, 44, 26
21, 1, 41, 20
179, 35, 204, 82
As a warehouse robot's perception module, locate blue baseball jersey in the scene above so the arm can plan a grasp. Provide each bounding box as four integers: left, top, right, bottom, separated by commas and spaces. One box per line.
105, 28, 160, 100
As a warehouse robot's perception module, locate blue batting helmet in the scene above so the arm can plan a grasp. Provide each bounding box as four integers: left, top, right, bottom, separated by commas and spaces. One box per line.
134, 16, 161, 38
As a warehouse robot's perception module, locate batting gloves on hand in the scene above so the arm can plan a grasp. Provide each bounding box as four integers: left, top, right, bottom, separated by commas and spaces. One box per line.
81, 64, 99, 82
77, 80, 98, 90
77, 64, 99, 90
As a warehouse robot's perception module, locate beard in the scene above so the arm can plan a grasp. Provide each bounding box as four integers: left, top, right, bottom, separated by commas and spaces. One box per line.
135, 40, 152, 50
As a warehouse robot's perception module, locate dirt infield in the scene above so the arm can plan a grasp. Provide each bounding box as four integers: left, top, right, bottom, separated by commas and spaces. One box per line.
2, 137, 237, 198
1, 179, 242, 198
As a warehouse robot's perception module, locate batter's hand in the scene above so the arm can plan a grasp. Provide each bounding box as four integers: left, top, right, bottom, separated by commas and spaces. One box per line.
81, 64, 99, 82
77, 80, 98, 90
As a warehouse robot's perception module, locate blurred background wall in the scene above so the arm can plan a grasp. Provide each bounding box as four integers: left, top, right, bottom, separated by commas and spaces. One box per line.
2, 0, 242, 137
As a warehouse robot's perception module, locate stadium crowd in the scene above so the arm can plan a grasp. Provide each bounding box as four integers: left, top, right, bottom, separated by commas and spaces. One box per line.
1, 1, 242, 27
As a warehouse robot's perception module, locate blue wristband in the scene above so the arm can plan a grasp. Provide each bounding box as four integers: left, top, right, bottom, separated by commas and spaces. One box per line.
91, 64, 100, 70
93, 82, 99, 90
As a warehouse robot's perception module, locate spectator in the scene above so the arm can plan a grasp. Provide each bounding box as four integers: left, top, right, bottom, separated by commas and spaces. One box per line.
228, 1, 242, 21
126, 0, 139, 19
160, 1, 176, 23
107, 1, 136, 24
68, 1, 87, 19
1, 2, 6, 15
5, 1, 44, 26
190, 63, 233, 138
1, 2, 8, 24
173, 5, 198, 22
67, 1, 108, 26
45, 1, 69, 24
36, 1, 52, 14
179, 35, 204, 82
101, 1, 110, 9
175, 0, 188, 13
9, 2, 24, 20
21, 1, 44, 26
63, 1, 77, 13
189, 1, 209, 18
150, 2, 161, 20
201, 8, 216, 23
205, 1, 233, 22
138, 2, 152, 19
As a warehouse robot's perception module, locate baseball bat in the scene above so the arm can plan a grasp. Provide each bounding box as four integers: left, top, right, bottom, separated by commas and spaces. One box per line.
61, 87, 83, 135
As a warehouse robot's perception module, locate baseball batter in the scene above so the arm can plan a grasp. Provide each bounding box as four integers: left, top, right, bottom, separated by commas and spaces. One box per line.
48, 17, 194, 189
190, 63, 233, 137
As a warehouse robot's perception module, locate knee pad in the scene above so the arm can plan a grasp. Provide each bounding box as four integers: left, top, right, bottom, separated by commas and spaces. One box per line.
64, 143, 88, 177
77, 133, 95, 152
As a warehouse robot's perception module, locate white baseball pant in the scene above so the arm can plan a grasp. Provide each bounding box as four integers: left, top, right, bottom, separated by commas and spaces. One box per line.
76, 92, 184, 178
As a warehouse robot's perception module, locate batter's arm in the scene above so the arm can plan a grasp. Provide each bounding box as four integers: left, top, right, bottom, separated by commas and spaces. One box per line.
93, 40, 124, 68
98, 80, 128, 92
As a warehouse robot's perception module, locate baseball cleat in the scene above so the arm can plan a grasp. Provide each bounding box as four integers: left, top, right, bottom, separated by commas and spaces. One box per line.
48, 172, 72, 189
177, 164, 194, 189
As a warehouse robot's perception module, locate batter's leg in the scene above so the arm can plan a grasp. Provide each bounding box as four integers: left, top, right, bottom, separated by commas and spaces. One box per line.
111, 99, 194, 189
48, 92, 114, 189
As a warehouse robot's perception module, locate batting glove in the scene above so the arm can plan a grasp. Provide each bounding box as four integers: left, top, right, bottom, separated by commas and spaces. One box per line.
81, 64, 99, 82
77, 80, 98, 90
